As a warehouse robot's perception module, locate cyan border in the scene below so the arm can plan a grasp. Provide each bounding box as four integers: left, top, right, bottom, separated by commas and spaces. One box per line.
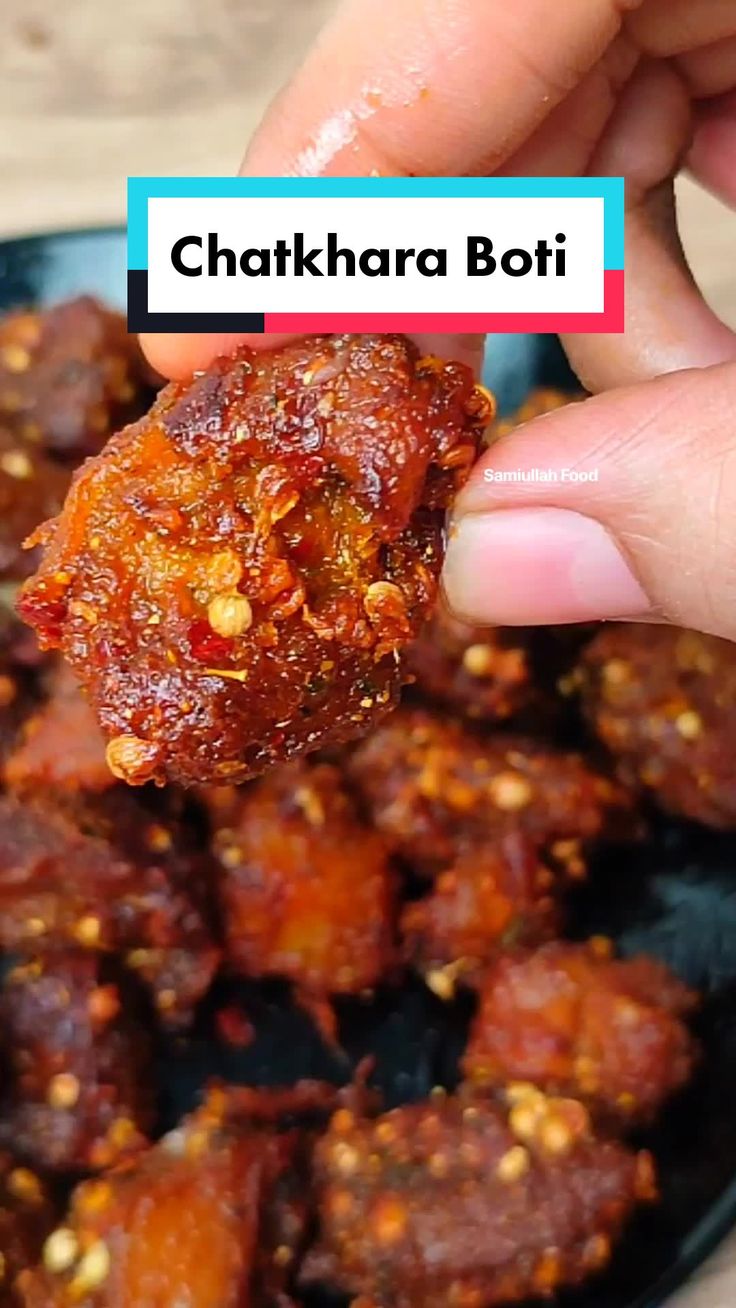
127, 175, 624, 273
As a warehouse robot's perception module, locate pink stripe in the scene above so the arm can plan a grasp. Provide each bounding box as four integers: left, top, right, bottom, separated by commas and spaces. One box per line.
264, 273, 624, 336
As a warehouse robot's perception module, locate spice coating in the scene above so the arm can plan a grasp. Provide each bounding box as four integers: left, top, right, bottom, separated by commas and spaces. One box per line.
18, 335, 490, 787
303, 1094, 656, 1306
17, 1084, 325, 1308
348, 706, 635, 875
407, 613, 540, 724
463, 941, 697, 1127
0, 793, 219, 1028
0, 954, 154, 1173
0, 1153, 55, 1307
0, 298, 157, 463
578, 624, 736, 828
207, 759, 395, 998
0, 428, 68, 582
401, 834, 559, 994
4, 664, 112, 797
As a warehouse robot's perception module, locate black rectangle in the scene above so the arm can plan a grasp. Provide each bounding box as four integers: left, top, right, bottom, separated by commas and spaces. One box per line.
127, 270, 265, 333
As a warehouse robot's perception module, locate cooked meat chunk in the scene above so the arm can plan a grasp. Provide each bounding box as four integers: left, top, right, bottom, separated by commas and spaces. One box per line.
463, 940, 697, 1127
401, 835, 558, 995
17, 1084, 330, 1308
0, 1153, 55, 1307
0, 428, 68, 582
5, 664, 112, 797
207, 759, 395, 997
0, 954, 154, 1172
0, 793, 218, 1028
407, 613, 542, 724
348, 706, 635, 875
579, 624, 736, 828
303, 1093, 656, 1306
18, 335, 490, 786
0, 298, 157, 462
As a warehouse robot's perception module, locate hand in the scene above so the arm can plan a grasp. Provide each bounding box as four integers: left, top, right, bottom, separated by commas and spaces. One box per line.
141, 0, 736, 639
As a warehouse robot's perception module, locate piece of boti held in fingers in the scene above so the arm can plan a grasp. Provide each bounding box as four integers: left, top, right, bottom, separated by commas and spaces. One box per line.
17, 335, 491, 787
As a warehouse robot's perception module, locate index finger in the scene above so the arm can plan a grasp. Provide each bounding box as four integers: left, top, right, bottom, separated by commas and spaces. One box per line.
142, 0, 643, 379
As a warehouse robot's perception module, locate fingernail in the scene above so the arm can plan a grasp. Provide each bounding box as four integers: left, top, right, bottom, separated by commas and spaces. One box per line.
443, 507, 651, 625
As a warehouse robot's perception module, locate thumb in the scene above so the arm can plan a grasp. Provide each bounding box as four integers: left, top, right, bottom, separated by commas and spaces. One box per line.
443, 361, 736, 639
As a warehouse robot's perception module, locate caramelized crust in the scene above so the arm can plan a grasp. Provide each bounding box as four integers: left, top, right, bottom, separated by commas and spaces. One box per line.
0, 793, 218, 1028
18, 336, 490, 786
0, 954, 154, 1172
0, 428, 68, 582
0, 299, 157, 462
578, 624, 736, 828
18, 1084, 329, 1308
303, 1093, 656, 1306
348, 706, 635, 874
463, 941, 697, 1126
207, 760, 395, 997
5, 664, 112, 797
400, 835, 559, 995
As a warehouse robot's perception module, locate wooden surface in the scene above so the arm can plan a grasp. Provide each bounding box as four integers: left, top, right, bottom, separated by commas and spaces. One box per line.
0, 4, 735, 1303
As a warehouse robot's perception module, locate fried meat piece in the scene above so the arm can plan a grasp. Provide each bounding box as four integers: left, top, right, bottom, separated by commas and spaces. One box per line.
17, 1084, 329, 1308
0, 298, 157, 462
0, 1154, 55, 1307
0, 429, 68, 582
0, 954, 154, 1173
578, 624, 736, 828
463, 940, 697, 1127
5, 664, 112, 797
302, 1094, 656, 1306
0, 794, 218, 1028
207, 760, 395, 998
407, 613, 541, 725
18, 336, 490, 787
0, 613, 44, 769
348, 707, 634, 875
400, 835, 559, 996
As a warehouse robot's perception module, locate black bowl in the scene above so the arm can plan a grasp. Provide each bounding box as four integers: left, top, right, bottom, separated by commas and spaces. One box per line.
1, 227, 735, 1308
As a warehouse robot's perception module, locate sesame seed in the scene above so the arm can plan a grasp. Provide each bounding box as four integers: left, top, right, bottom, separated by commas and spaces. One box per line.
47, 1072, 80, 1110
488, 771, 533, 811
8, 1169, 43, 1204
462, 644, 496, 678
43, 1228, 79, 1274
0, 449, 32, 479
207, 592, 253, 638
105, 733, 161, 784
675, 709, 703, 740
496, 1145, 530, 1183
74, 915, 102, 947
1, 344, 31, 372
539, 1116, 573, 1156
72, 1240, 110, 1292
333, 1143, 360, 1177
602, 658, 631, 686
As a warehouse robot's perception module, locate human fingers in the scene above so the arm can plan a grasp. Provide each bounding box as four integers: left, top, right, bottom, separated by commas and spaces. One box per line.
244, 0, 641, 178
688, 90, 736, 207
443, 361, 736, 637
562, 62, 736, 391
